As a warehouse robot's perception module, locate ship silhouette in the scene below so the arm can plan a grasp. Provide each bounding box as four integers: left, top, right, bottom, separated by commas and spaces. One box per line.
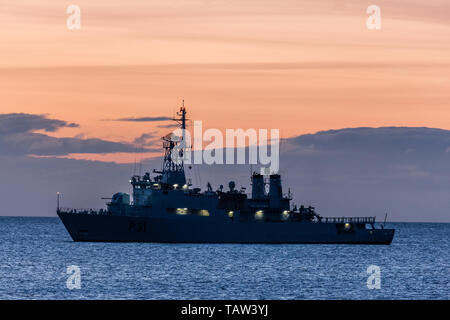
58, 103, 395, 244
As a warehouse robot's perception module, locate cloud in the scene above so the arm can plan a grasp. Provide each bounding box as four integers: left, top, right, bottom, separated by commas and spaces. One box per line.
286, 127, 450, 155
157, 123, 179, 129
0, 113, 79, 134
112, 116, 172, 122
0, 113, 151, 156
133, 132, 160, 147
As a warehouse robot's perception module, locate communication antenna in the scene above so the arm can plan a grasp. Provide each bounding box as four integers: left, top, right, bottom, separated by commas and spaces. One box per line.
132, 144, 137, 176
382, 212, 388, 229
56, 192, 61, 211
138, 140, 144, 177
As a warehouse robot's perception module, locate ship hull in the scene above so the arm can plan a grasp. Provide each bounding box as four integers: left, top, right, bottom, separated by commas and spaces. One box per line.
58, 212, 395, 244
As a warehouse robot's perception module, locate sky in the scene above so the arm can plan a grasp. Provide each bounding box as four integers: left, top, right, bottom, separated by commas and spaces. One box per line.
2, 1, 450, 161
1, 1, 450, 220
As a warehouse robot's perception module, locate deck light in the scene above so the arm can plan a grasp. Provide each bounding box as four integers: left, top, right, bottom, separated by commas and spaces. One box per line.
176, 208, 188, 215
255, 210, 263, 220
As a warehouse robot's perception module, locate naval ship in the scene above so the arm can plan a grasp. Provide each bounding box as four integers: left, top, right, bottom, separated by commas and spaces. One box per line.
58, 105, 395, 244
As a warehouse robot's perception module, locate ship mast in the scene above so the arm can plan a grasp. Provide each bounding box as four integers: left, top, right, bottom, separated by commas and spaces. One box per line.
155, 101, 188, 185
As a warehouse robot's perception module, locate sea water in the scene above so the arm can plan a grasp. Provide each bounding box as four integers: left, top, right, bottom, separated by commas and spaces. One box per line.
0, 217, 448, 299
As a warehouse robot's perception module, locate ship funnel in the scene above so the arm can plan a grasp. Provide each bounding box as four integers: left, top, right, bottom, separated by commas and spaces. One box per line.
269, 174, 282, 208
251, 173, 265, 199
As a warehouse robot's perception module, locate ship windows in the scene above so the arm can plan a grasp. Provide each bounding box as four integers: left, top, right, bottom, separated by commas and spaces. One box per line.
167, 208, 210, 217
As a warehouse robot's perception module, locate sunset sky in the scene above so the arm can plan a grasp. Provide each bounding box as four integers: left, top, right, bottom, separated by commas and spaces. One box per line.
1, 0, 450, 162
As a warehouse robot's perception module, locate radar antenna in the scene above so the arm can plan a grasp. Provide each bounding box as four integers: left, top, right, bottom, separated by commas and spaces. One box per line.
154, 101, 189, 185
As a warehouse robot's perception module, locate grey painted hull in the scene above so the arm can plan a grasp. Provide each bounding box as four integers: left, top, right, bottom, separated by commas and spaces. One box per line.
58, 212, 395, 244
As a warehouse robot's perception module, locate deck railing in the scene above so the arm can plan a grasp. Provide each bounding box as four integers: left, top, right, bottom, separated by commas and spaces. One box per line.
321, 216, 375, 224
57, 207, 107, 215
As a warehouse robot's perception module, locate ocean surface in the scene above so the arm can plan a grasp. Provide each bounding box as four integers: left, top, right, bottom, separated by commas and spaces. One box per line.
0, 217, 448, 300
